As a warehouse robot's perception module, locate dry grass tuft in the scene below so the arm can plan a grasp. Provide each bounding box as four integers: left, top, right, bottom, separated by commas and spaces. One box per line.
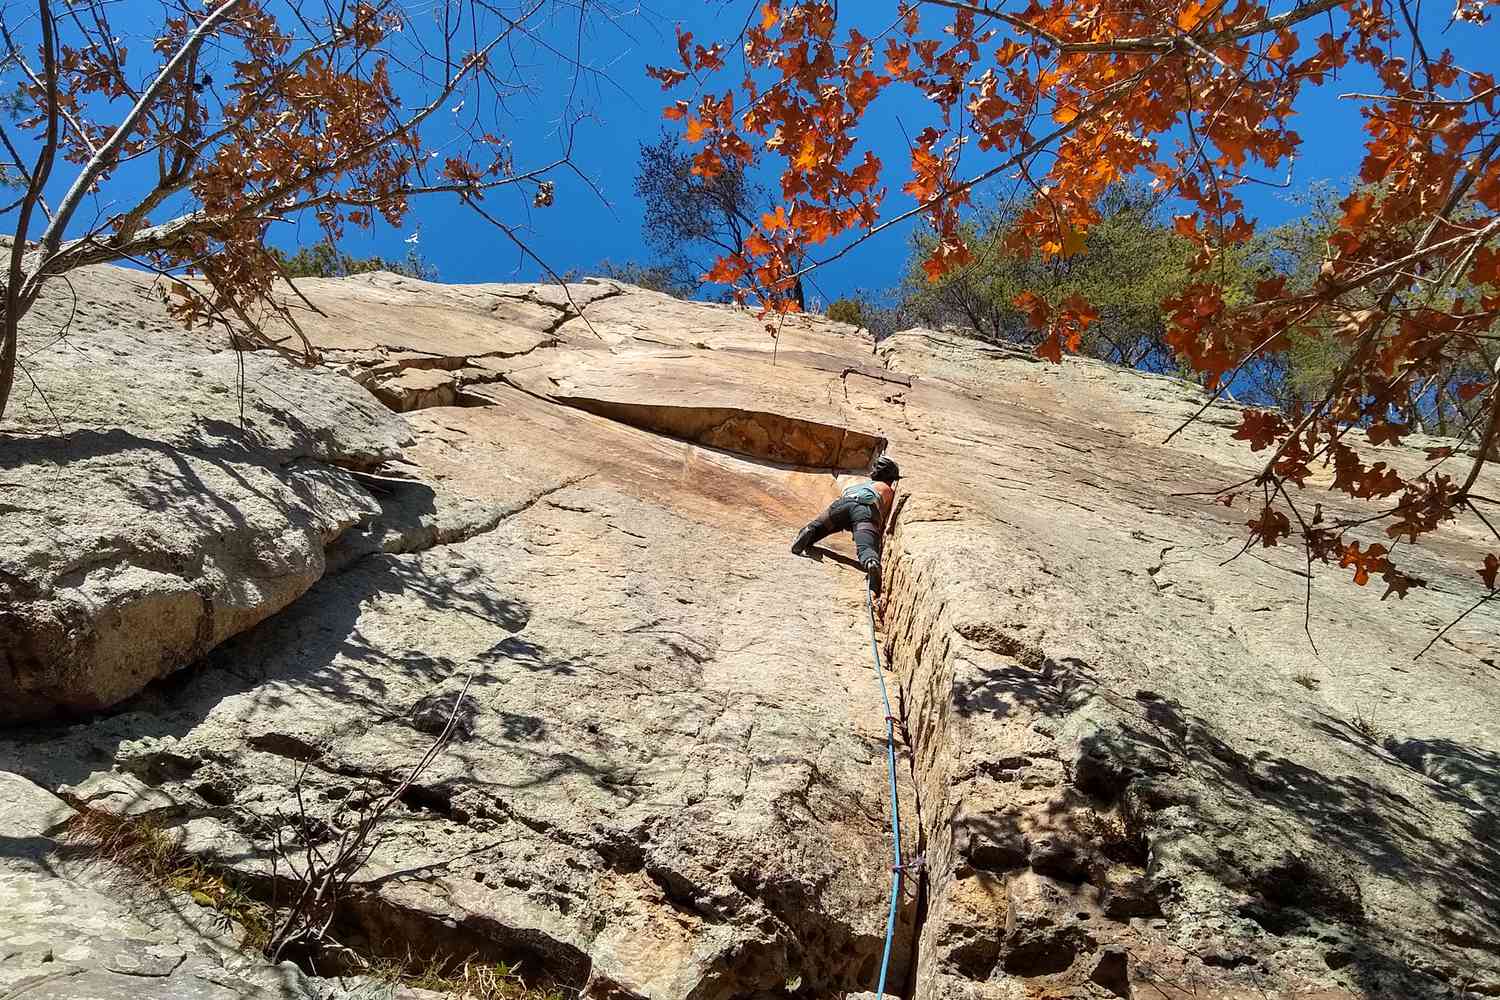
1350, 705, 1384, 743
59, 809, 567, 996
59, 807, 272, 949
366, 953, 568, 1000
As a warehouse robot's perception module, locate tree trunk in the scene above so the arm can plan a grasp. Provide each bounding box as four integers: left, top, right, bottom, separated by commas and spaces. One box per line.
0, 317, 16, 423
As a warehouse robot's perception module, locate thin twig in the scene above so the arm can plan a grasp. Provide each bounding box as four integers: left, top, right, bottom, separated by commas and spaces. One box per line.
1414, 590, 1496, 659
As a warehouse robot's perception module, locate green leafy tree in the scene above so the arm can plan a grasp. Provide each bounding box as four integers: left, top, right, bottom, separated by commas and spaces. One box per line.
900, 185, 1224, 370
593, 259, 695, 299
270, 242, 437, 281
823, 289, 908, 340
1243, 182, 1497, 435
826, 297, 866, 327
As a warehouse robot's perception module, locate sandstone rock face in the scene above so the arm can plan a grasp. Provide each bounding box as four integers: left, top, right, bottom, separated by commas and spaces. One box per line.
3, 265, 1498, 1000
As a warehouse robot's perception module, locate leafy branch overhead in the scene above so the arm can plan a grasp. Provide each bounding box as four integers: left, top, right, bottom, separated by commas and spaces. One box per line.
650, 0, 1500, 610
0, 0, 594, 419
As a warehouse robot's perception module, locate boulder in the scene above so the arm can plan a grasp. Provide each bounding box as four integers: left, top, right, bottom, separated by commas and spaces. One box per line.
1, 266, 406, 722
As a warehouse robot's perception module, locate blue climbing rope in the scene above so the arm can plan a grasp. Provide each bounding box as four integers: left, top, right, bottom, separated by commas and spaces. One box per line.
865, 580, 902, 998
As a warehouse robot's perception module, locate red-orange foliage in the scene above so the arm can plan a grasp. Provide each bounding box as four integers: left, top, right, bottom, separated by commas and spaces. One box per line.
651, 0, 1500, 611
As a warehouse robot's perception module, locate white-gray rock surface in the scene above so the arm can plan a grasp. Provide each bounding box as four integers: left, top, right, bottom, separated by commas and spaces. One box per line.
1, 267, 407, 720
0, 771, 318, 1000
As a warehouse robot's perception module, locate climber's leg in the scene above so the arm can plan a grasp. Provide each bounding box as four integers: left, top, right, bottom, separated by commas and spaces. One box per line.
851, 519, 881, 565
852, 513, 882, 588
792, 499, 854, 555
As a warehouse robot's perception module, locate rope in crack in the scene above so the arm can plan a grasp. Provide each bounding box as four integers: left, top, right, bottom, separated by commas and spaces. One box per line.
864, 577, 904, 997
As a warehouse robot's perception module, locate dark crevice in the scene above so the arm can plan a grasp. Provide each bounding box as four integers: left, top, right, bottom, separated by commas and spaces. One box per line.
396, 781, 454, 816
348, 340, 565, 414
544, 396, 885, 473
482, 373, 889, 475
871, 527, 928, 1000
897, 679, 931, 1000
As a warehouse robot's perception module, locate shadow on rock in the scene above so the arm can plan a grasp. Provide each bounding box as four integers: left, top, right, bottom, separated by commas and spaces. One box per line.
1077, 696, 1500, 998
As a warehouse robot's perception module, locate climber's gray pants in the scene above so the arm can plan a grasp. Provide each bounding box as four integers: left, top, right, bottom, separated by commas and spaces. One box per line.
798, 497, 881, 565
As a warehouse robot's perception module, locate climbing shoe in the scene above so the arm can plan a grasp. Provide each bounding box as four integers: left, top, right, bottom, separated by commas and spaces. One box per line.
791, 526, 817, 556
863, 557, 882, 589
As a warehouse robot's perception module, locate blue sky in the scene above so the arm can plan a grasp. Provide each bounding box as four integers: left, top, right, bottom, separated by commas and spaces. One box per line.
2, 2, 1494, 306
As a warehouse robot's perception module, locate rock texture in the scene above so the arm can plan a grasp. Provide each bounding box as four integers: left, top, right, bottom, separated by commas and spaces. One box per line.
0, 771, 317, 999
3, 263, 1498, 1000
0, 266, 406, 721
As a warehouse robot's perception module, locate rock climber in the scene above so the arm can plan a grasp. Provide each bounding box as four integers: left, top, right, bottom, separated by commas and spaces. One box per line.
790, 455, 901, 589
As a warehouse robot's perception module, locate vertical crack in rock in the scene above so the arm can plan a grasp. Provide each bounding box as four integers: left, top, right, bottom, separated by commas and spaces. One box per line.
892, 602, 934, 998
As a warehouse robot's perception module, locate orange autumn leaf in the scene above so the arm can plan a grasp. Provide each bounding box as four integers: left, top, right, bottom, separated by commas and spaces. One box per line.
1060, 226, 1086, 258
1232, 410, 1288, 451
1177, 0, 1208, 31
646, 65, 689, 89
1060, 293, 1098, 329
1267, 29, 1300, 61
1036, 331, 1065, 363
799, 208, 838, 244
1339, 541, 1389, 586
691, 147, 724, 177
1013, 290, 1050, 329
793, 132, 820, 171
1471, 246, 1500, 286
1457, 381, 1490, 401
1340, 192, 1375, 229
848, 151, 881, 192
884, 39, 911, 76
721, 133, 754, 165
904, 144, 943, 202
1248, 506, 1291, 547
703, 254, 749, 284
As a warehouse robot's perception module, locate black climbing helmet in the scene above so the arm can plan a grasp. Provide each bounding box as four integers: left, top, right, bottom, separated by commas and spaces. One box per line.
871, 455, 901, 483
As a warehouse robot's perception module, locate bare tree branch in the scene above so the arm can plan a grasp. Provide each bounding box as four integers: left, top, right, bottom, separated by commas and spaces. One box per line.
37, 0, 243, 262
920, 0, 1346, 53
